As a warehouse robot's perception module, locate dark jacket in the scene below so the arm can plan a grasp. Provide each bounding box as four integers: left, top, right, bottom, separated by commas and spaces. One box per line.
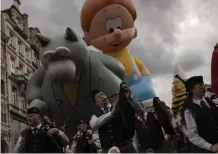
74, 132, 98, 153
135, 112, 165, 151
183, 97, 218, 153
25, 127, 63, 153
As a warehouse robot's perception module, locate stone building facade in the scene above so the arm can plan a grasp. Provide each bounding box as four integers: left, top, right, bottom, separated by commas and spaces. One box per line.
1, 1, 41, 152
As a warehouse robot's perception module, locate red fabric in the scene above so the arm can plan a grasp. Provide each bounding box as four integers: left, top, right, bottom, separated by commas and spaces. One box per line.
211, 49, 218, 95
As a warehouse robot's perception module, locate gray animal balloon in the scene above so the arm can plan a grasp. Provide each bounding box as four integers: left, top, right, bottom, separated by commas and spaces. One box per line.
26, 27, 125, 140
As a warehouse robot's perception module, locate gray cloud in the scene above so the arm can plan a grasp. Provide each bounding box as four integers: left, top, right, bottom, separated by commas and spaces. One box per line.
128, 0, 186, 76
1, 0, 217, 104
178, 51, 205, 71
47, 0, 83, 35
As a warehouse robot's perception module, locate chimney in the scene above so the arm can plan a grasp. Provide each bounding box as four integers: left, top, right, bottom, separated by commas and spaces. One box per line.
13, 0, 21, 10
22, 14, 29, 38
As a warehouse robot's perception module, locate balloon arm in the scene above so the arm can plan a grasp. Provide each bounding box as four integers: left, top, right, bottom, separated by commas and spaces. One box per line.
133, 56, 150, 76
26, 66, 46, 103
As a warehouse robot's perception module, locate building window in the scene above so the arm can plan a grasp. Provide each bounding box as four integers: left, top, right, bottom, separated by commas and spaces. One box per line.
9, 31, 16, 47
20, 93, 26, 110
25, 47, 31, 61
18, 40, 23, 55
1, 104, 7, 123
19, 63, 24, 74
12, 86, 17, 106
33, 52, 37, 64
1, 46, 6, 60
1, 80, 5, 95
10, 56, 16, 70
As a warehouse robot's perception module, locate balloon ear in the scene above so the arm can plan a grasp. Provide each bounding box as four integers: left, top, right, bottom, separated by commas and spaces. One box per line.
35, 33, 50, 47
64, 27, 78, 42
83, 32, 91, 46
134, 28, 138, 38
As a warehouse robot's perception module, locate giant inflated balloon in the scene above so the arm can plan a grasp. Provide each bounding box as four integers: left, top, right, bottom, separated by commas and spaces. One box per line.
81, 0, 156, 103
26, 27, 126, 140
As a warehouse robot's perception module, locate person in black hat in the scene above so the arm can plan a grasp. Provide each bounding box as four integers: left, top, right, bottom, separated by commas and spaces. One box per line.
182, 76, 218, 153
89, 82, 143, 153
14, 107, 69, 153
133, 97, 174, 153
71, 120, 101, 153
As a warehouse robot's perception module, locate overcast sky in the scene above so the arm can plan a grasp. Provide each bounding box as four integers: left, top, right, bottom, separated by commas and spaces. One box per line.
1, 0, 217, 106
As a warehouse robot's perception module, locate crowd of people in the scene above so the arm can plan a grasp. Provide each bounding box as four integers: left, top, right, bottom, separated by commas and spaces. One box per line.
14, 75, 218, 153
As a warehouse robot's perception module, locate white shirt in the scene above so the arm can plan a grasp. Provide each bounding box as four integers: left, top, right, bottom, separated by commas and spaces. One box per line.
183, 97, 213, 151
30, 123, 42, 130
101, 103, 111, 112
89, 99, 143, 130
14, 123, 69, 153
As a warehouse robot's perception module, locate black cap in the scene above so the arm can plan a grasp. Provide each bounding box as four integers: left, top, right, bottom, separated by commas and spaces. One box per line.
27, 107, 41, 115
185, 76, 204, 92
76, 120, 89, 125
91, 89, 101, 101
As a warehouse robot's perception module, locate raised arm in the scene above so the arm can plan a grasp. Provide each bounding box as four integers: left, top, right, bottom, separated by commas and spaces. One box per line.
133, 56, 150, 76
14, 135, 25, 153
56, 130, 69, 146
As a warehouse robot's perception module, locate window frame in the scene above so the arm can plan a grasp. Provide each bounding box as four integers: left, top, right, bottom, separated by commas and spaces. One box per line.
12, 86, 17, 106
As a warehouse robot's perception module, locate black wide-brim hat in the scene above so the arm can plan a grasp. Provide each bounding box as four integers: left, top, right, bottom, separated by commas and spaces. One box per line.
76, 120, 89, 125
185, 76, 204, 92
27, 107, 41, 115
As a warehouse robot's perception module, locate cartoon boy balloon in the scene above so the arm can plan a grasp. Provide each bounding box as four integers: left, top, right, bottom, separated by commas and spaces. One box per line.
81, 0, 156, 102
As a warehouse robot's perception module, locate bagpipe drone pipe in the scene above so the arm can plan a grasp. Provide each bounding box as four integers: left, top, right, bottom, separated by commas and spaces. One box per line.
41, 114, 69, 152
153, 97, 175, 136
105, 82, 138, 139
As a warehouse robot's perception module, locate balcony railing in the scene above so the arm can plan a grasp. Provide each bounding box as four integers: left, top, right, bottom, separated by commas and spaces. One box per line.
9, 103, 27, 118
8, 69, 28, 85
1, 95, 6, 103
1, 122, 9, 132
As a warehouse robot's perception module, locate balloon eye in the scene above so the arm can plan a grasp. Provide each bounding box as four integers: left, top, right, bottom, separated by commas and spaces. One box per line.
109, 28, 114, 33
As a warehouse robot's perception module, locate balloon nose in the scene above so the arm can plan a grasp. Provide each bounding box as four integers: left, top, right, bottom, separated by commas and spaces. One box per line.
113, 29, 122, 39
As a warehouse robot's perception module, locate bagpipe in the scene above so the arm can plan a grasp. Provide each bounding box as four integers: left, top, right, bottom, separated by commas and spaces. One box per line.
105, 82, 144, 115
152, 97, 175, 136
73, 130, 94, 142
106, 82, 140, 139
41, 114, 69, 151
